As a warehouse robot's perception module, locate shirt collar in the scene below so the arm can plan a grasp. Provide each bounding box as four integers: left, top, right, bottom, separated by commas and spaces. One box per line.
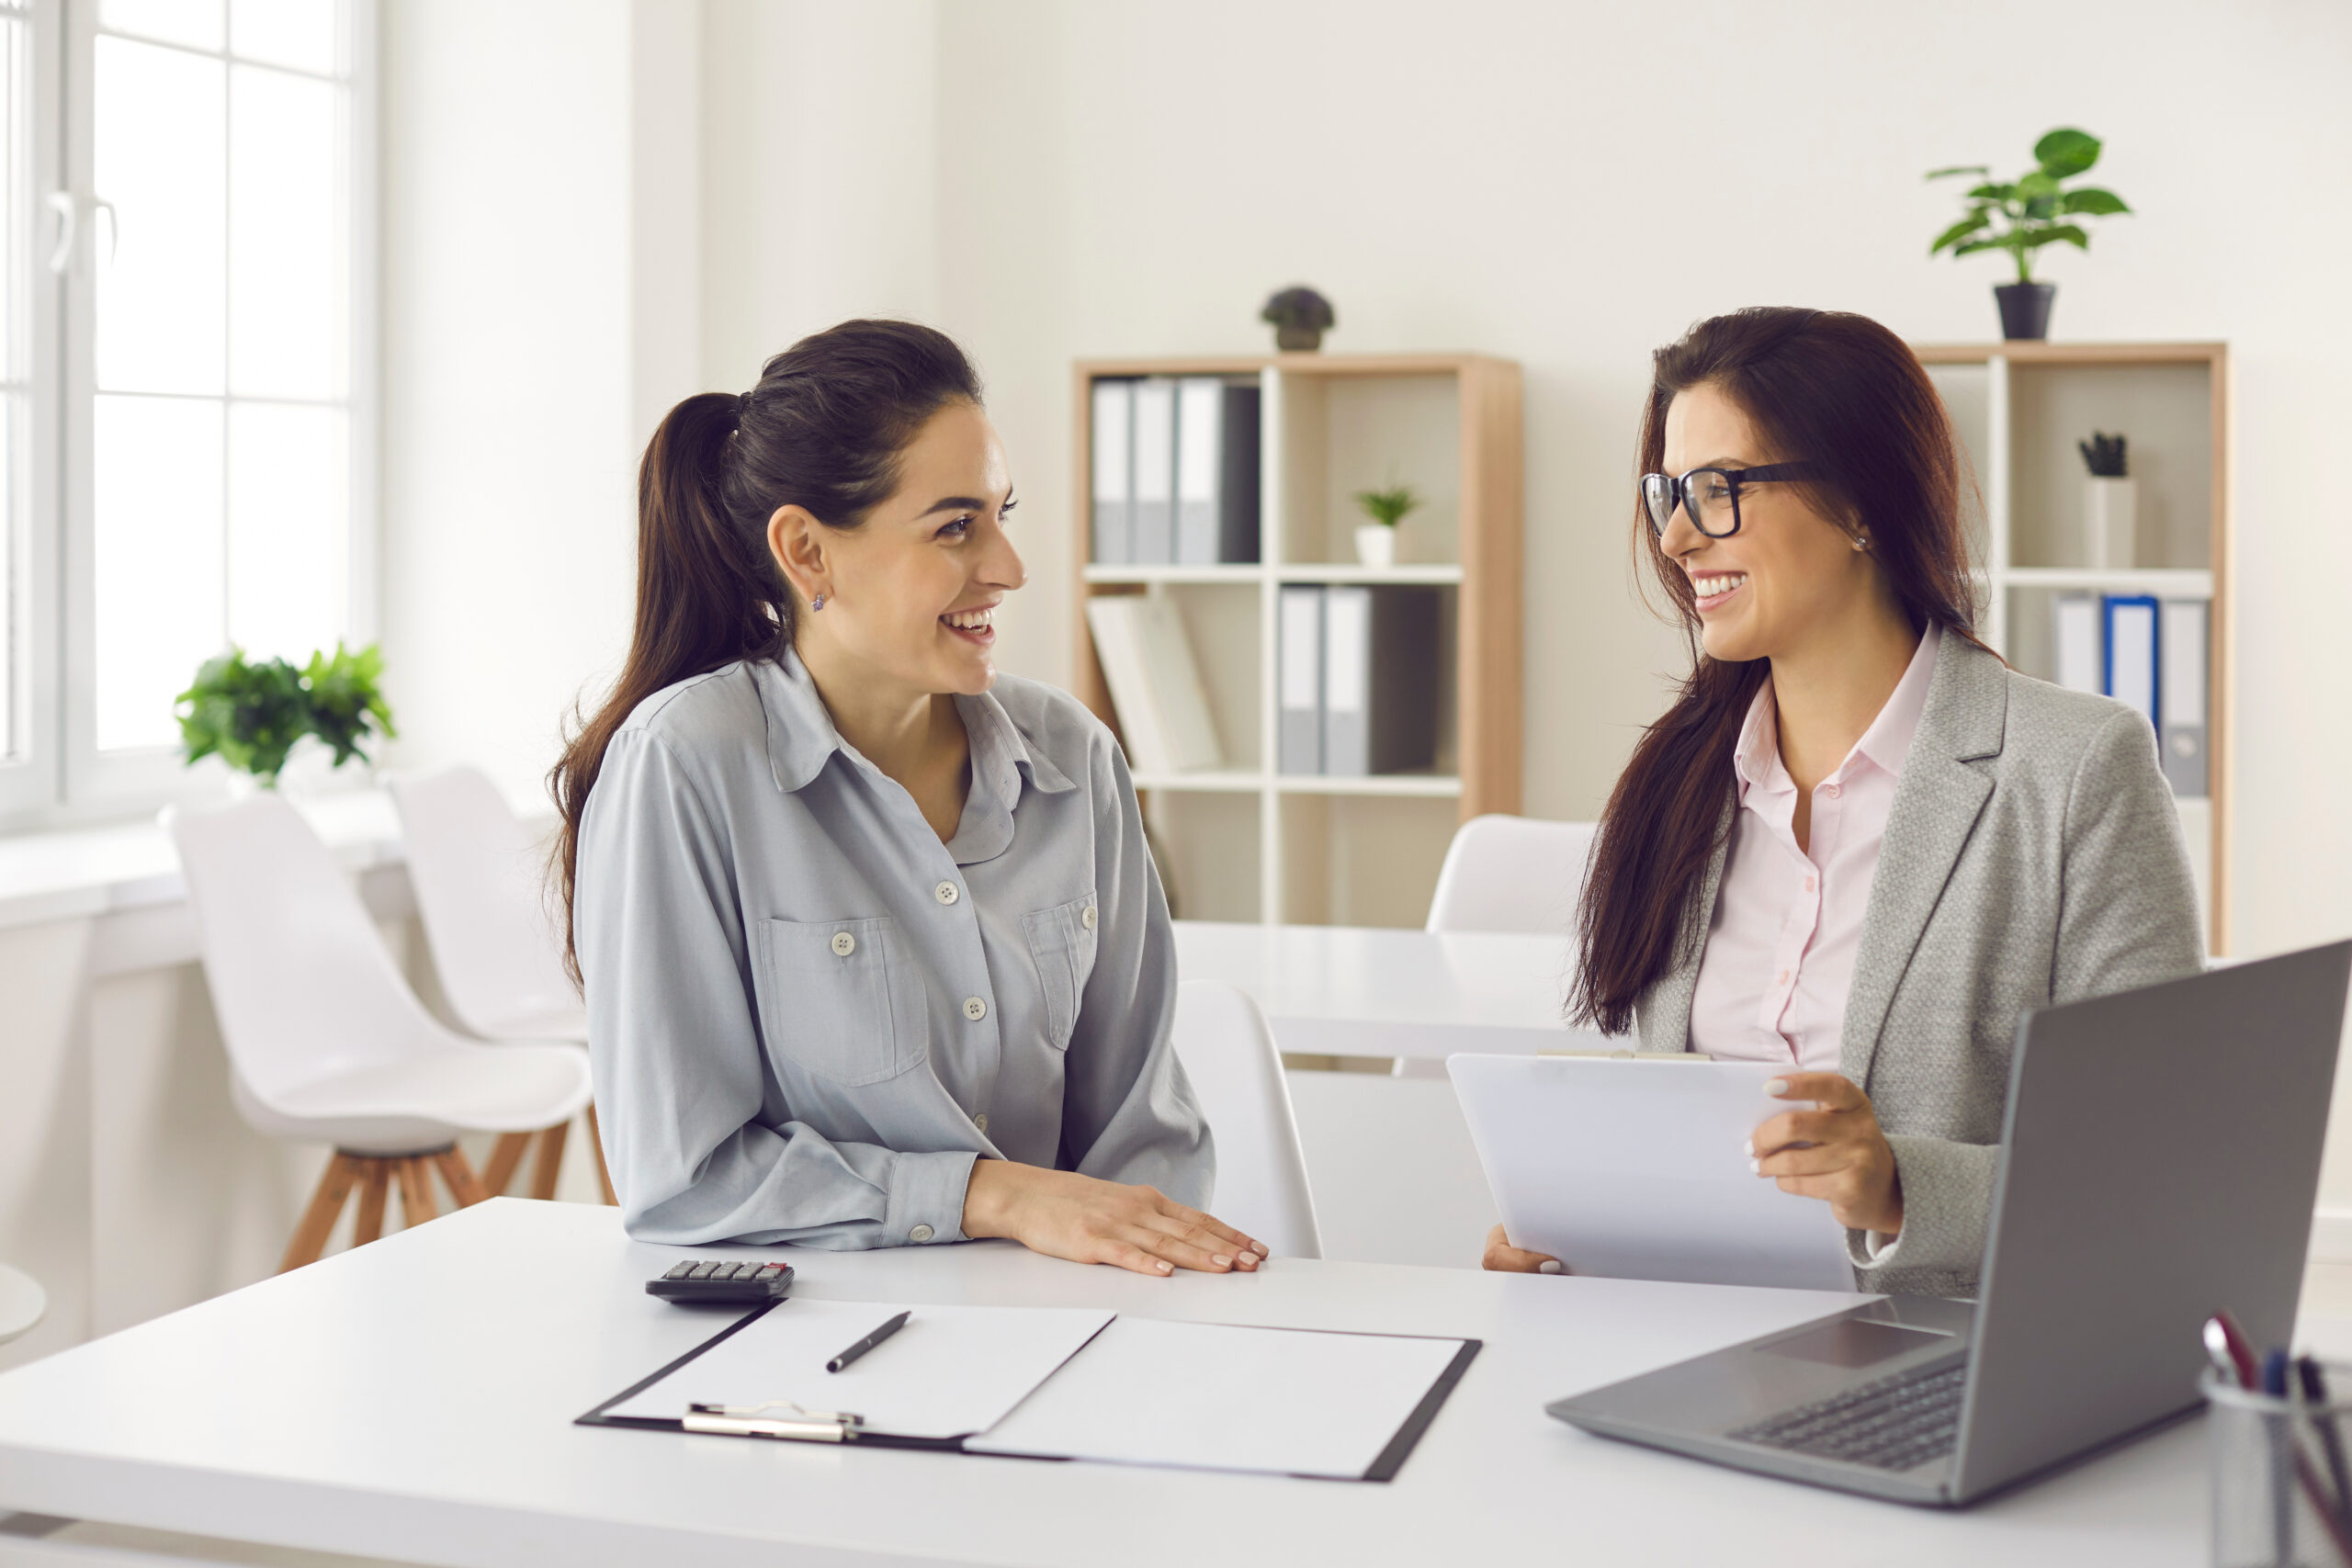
752, 649, 1076, 802
1728, 626, 1940, 795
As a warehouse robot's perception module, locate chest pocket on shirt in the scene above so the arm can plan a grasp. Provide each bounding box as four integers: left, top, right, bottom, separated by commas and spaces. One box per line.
755, 916, 925, 1087
1022, 891, 1100, 1051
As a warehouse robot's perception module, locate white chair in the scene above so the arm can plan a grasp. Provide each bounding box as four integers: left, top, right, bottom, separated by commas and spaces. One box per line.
1170, 980, 1322, 1258
166, 795, 594, 1271
387, 765, 614, 1205
1425, 814, 1598, 934
0, 1264, 43, 1347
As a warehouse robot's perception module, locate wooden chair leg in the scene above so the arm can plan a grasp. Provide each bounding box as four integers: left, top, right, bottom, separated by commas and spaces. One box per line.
350, 1160, 391, 1247
434, 1145, 489, 1208
481, 1132, 531, 1196
395, 1156, 436, 1228
586, 1102, 618, 1207
529, 1119, 569, 1201
280, 1154, 361, 1273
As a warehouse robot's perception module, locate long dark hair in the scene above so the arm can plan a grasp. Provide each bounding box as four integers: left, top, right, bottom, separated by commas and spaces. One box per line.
1569, 307, 1982, 1034
550, 319, 984, 978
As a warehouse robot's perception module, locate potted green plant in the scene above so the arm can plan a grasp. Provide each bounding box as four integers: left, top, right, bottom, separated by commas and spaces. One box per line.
1261, 286, 1336, 353
1351, 482, 1419, 568
1928, 127, 2131, 341
175, 641, 397, 790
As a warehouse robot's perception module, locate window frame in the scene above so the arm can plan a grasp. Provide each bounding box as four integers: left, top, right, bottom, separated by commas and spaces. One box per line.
0, 0, 378, 832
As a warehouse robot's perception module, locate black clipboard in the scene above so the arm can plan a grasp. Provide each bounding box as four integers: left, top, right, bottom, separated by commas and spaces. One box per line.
575, 1303, 1480, 1483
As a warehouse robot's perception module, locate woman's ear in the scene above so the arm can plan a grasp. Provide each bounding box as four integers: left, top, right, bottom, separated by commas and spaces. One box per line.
768, 504, 830, 607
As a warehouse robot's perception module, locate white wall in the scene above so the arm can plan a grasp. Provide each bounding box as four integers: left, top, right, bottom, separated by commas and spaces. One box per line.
697, 0, 2352, 1192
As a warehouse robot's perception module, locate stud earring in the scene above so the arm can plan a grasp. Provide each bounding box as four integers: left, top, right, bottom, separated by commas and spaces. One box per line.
810, 593, 825, 611
1851, 536, 1870, 552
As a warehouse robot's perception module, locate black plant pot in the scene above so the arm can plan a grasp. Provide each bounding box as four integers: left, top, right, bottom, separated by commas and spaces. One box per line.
1995, 281, 2056, 342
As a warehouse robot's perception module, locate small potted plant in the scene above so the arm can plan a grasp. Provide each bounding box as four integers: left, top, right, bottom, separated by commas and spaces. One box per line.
176, 641, 397, 791
1928, 127, 2131, 341
1351, 482, 1419, 568
2077, 431, 2133, 569
1261, 286, 1336, 353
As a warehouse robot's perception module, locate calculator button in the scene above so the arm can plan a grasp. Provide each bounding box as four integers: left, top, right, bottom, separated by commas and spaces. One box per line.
663, 1262, 695, 1280
688, 1261, 720, 1280
756, 1264, 785, 1279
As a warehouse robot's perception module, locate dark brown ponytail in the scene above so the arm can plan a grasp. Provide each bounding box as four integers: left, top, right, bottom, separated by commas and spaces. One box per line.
1569, 307, 1983, 1035
549, 320, 984, 979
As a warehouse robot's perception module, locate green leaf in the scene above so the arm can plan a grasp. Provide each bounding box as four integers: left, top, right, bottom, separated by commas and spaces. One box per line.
2019, 223, 2092, 251
1950, 237, 2011, 258
2033, 127, 2101, 178
1964, 182, 2013, 203
1352, 484, 1420, 528
175, 647, 309, 782
2016, 170, 2061, 200
1929, 211, 1993, 254
301, 640, 398, 769
2060, 186, 2131, 216
1925, 164, 1991, 181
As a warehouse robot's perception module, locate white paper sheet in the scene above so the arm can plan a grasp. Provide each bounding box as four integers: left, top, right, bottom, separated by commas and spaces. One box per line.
967, 1318, 1467, 1479
1449, 1054, 1855, 1291
606, 1301, 1113, 1440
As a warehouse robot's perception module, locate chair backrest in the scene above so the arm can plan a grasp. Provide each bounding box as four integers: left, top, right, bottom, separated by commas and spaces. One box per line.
387, 766, 582, 1039
165, 795, 453, 1103
1425, 814, 1598, 934
1169, 980, 1322, 1259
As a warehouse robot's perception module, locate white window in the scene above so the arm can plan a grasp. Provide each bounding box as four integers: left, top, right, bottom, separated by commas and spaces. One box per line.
0, 0, 373, 824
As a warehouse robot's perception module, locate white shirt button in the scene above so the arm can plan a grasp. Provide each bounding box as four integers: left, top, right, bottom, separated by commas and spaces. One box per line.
1803, 876, 1816, 894
1081, 906, 1097, 931
830, 931, 857, 956
1776, 969, 1791, 986
910, 1224, 934, 1244
935, 881, 960, 906
963, 996, 988, 1021
974, 1112, 989, 1134
1821, 782, 1842, 800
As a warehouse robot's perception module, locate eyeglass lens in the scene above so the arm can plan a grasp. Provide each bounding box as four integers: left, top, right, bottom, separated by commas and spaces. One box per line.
1644, 469, 1741, 538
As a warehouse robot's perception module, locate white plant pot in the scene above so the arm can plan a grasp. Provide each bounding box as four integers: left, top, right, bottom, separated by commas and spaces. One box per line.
1354, 525, 1397, 568
2084, 477, 2136, 570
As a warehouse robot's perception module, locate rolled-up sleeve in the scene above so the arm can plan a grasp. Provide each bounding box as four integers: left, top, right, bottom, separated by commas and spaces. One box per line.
1054, 741, 1214, 1207
578, 729, 977, 1248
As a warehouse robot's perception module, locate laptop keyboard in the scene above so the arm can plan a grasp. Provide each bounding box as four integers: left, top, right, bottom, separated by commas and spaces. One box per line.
1727, 1360, 1968, 1472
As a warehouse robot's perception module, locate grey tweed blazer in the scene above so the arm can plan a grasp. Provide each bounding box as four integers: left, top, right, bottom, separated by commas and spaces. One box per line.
1634, 626, 2204, 1299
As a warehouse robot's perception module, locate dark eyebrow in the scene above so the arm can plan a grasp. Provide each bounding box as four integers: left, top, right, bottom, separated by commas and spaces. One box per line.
916, 495, 995, 518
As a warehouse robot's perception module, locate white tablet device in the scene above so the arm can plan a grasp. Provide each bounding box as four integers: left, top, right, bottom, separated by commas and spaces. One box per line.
1447, 1053, 1854, 1292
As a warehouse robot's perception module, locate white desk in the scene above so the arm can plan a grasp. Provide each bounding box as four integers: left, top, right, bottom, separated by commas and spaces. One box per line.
1172, 919, 1615, 1057
0, 1200, 2205, 1567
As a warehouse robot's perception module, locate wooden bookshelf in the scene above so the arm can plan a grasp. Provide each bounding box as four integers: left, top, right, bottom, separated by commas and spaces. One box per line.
1913, 341, 2230, 953
1072, 352, 1522, 927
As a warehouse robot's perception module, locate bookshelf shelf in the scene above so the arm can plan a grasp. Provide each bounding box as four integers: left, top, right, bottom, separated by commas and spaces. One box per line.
1918, 341, 2229, 952
1074, 352, 1521, 927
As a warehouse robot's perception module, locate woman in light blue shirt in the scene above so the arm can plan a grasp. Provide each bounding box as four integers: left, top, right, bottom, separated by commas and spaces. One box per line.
553, 320, 1262, 1277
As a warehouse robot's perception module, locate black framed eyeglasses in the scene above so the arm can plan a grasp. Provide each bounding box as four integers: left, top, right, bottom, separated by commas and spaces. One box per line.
1641, 462, 1821, 539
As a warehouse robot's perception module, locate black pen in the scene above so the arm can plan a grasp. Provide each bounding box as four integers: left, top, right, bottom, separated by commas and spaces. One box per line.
826, 1311, 910, 1373
2299, 1358, 2352, 1523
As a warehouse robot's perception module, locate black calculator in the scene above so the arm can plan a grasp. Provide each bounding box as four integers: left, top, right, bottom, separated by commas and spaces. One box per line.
647, 1259, 795, 1305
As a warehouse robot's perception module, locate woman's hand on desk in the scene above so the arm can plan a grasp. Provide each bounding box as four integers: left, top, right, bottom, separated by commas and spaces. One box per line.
960, 1160, 1267, 1277
1748, 1073, 1904, 1237
1482, 1225, 1564, 1274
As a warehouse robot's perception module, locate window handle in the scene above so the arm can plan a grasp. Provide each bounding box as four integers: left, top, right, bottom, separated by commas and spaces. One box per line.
90, 197, 118, 265
44, 190, 74, 275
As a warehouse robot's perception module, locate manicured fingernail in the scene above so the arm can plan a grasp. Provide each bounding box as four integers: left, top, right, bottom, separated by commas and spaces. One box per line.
1742, 1138, 1754, 1157
1765, 1078, 1790, 1097
1252, 1242, 1269, 1257
1157, 1260, 1171, 1273
1537, 1260, 1564, 1275
1748, 1158, 1761, 1174
1214, 1255, 1232, 1267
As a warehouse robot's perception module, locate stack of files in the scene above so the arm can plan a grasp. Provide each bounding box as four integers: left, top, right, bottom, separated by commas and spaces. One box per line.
579, 1297, 1478, 1482
1278, 584, 1442, 776
1090, 376, 1260, 566
1084, 592, 1225, 774
2052, 592, 2207, 796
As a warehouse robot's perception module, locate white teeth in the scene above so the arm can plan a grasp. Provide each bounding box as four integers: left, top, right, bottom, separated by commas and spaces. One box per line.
1693, 574, 1747, 597
944, 608, 993, 631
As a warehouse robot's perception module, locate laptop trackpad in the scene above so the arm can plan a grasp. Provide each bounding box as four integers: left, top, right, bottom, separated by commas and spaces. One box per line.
1759, 1318, 1955, 1370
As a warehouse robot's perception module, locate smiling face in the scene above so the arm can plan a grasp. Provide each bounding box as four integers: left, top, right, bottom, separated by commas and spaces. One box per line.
770, 399, 1026, 699
1657, 381, 1882, 666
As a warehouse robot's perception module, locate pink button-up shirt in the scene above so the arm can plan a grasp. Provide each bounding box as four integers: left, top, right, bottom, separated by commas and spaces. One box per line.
1689, 632, 1939, 1070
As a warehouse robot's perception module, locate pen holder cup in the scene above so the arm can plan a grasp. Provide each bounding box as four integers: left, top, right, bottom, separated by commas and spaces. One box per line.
2206, 1369, 2352, 1568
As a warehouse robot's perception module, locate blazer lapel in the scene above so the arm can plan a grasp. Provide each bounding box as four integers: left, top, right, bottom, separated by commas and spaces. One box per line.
1840, 628, 2007, 1089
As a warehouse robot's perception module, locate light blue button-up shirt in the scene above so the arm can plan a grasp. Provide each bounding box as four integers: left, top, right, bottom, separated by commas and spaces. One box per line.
574, 649, 1212, 1250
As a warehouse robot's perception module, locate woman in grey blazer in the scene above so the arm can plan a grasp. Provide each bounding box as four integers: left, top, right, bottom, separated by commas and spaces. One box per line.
1486, 309, 2201, 1296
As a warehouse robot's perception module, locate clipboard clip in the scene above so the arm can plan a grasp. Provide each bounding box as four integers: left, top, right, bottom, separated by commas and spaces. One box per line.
683, 1399, 866, 1443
